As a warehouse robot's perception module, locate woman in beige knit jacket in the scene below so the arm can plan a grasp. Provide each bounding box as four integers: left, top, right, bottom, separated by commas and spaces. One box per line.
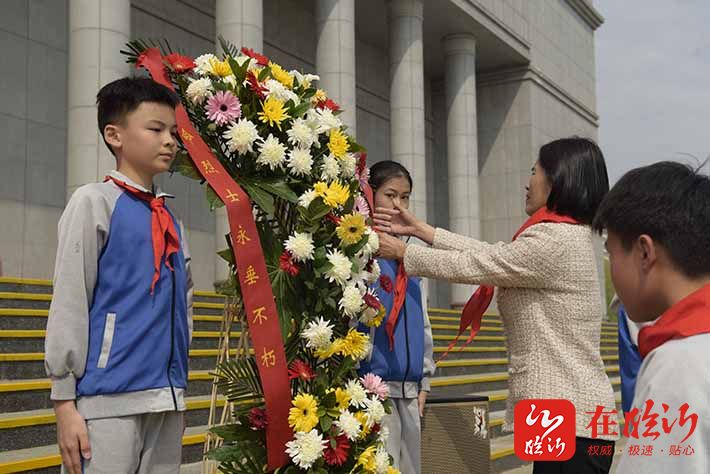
376, 137, 619, 473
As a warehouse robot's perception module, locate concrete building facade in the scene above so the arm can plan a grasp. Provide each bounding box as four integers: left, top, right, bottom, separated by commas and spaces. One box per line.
0, 0, 604, 307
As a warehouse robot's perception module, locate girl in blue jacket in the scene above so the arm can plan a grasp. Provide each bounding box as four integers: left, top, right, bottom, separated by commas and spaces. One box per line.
359, 160, 435, 473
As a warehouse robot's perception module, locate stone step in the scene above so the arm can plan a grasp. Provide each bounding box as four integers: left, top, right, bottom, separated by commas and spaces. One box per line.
430, 373, 622, 401
0, 424, 208, 473
0, 349, 255, 380
0, 395, 227, 453
7, 329, 603, 352
0, 329, 244, 352
0, 372, 216, 413
435, 355, 619, 378
0, 278, 226, 303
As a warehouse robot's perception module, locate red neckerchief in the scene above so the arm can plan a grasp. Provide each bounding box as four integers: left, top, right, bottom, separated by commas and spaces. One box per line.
638, 284, 710, 358
437, 207, 580, 361
105, 176, 180, 294
385, 260, 408, 351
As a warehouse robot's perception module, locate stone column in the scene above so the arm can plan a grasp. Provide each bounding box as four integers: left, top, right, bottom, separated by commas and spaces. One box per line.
66, 0, 130, 198
214, 0, 263, 282
315, 0, 357, 134
388, 0, 427, 221
443, 33, 479, 307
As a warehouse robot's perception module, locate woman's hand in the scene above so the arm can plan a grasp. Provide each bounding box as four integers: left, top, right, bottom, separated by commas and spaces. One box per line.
376, 232, 408, 261
372, 202, 436, 244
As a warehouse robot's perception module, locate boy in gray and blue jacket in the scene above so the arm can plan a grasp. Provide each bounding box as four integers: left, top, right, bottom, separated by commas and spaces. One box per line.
45, 77, 193, 474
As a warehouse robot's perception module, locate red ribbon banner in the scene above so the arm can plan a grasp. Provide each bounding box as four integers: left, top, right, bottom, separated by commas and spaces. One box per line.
137, 48, 290, 469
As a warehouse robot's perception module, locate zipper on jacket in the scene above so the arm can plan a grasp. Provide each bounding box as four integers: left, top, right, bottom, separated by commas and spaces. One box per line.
401, 299, 411, 399
167, 262, 178, 411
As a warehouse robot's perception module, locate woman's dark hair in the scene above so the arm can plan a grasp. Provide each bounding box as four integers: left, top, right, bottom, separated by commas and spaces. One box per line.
368, 160, 413, 191
593, 161, 710, 278
538, 137, 609, 225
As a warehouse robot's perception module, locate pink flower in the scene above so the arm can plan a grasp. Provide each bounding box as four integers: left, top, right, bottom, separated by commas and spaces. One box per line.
354, 195, 370, 218
205, 90, 241, 125
360, 373, 389, 400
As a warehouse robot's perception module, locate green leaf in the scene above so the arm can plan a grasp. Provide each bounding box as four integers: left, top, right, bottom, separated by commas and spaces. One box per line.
207, 185, 225, 210
258, 66, 271, 82
307, 198, 331, 222
241, 182, 275, 216
320, 415, 333, 432
228, 56, 249, 85
255, 180, 299, 203
217, 247, 235, 265
347, 136, 366, 153
290, 100, 312, 119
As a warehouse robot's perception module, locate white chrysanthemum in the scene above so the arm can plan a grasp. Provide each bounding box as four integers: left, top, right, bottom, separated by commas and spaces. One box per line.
285, 429, 326, 470
298, 189, 318, 208
316, 108, 342, 131
375, 446, 390, 474
365, 397, 386, 426
287, 118, 319, 149
234, 54, 251, 67
326, 249, 352, 286
292, 70, 320, 88
301, 317, 334, 350
361, 229, 380, 258
339, 284, 363, 317
366, 260, 381, 284
339, 153, 357, 179
345, 379, 368, 409
223, 119, 259, 155
285, 232, 315, 262
335, 410, 362, 441
257, 134, 287, 170
186, 77, 213, 104
321, 154, 340, 181
287, 148, 313, 177
194, 53, 217, 75
222, 74, 238, 87
306, 108, 341, 134
264, 79, 300, 105
378, 426, 390, 447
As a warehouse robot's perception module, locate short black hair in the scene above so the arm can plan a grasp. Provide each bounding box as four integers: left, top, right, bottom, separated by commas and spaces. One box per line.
538, 137, 609, 225
368, 160, 413, 191
593, 161, 710, 278
96, 77, 180, 155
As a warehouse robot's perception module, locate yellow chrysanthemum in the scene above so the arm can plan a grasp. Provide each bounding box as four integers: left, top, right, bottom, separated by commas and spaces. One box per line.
269, 61, 294, 88
336, 213, 367, 246
365, 305, 386, 328
314, 338, 344, 360
357, 445, 377, 471
314, 181, 350, 208
354, 411, 372, 438
387, 468, 401, 474
258, 96, 290, 130
311, 89, 327, 105
340, 328, 370, 360
209, 58, 232, 77
288, 393, 319, 433
335, 387, 351, 411
328, 129, 350, 159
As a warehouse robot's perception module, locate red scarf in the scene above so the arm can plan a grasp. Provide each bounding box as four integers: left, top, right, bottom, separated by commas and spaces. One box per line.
385, 260, 409, 350
437, 207, 580, 361
106, 176, 181, 294
638, 284, 710, 358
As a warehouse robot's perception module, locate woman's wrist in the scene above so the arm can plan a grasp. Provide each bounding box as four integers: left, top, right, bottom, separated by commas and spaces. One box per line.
414, 221, 436, 245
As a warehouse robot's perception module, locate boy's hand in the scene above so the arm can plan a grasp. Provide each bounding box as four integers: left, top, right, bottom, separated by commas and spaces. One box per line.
55, 400, 91, 474
418, 391, 428, 418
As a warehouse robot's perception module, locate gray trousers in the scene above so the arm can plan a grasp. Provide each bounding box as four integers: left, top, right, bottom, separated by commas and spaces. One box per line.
384, 397, 421, 474
62, 411, 184, 474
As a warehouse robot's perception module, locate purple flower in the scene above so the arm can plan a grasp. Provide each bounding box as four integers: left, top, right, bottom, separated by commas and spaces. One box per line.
205, 90, 241, 125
